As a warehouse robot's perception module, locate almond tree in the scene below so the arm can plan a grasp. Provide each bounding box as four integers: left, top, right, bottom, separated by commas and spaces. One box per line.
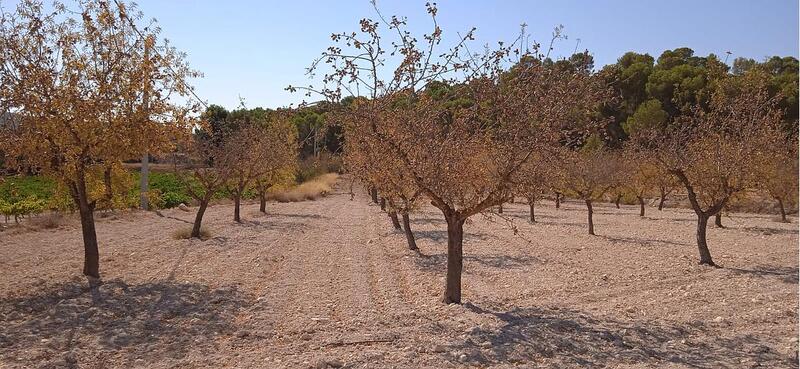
223, 115, 298, 222
512, 151, 552, 223
757, 129, 798, 223
255, 167, 296, 214
181, 125, 237, 239
621, 150, 660, 217
343, 97, 423, 249
298, 4, 608, 303
634, 77, 783, 266
655, 170, 679, 211
261, 115, 300, 208
560, 147, 622, 235
0, 0, 196, 278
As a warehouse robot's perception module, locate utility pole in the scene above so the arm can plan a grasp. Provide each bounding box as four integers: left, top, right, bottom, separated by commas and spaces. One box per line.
140, 37, 152, 210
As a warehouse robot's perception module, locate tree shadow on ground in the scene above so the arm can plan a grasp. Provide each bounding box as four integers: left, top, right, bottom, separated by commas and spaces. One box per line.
410, 217, 447, 225
413, 230, 493, 243
491, 209, 558, 221
267, 212, 327, 220
412, 252, 539, 273
534, 220, 587, 228
727, 265, 799, 284
738, 226, 798, 236
0, 279, 253, 368
450, 304, 796, 368
598, 235, 691, 248
237, 218, 310, 232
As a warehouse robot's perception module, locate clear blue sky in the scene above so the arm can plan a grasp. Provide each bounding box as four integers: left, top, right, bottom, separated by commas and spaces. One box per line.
5, 0, 800, 109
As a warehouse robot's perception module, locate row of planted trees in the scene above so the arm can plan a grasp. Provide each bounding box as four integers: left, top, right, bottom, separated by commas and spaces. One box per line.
183, 107, 298, 238
0, 0, 298, 278
298, 4, 798, 304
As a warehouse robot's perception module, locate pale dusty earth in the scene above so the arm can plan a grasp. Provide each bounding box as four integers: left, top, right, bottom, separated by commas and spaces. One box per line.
0, 178, 798, 369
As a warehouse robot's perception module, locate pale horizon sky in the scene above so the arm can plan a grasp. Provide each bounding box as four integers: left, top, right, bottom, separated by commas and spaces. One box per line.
3, 0, 799, 110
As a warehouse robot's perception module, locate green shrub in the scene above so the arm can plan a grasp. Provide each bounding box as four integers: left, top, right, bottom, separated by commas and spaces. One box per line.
162, 191, 191, 208
0, 176, 55, 202
0, 196, 47, 223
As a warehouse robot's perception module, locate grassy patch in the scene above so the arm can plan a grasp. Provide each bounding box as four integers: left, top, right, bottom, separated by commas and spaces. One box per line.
271, 173, 338, 202
171, 225, 211, 240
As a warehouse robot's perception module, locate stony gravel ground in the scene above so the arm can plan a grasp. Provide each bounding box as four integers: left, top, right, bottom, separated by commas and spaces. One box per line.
0, 179, 797, 368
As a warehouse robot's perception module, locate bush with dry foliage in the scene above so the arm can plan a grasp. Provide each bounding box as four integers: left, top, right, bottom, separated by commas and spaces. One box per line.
0, 0, 197, 278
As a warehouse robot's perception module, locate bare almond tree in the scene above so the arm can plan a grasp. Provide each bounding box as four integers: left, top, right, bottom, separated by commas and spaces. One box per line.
621, 149, 661, 217
559, 147, 622, 235
223, 115, 298, 222
296, 4, 608, 303
634, 77, 783, 266
757, 128, 798, 223
181, 125, 236, 239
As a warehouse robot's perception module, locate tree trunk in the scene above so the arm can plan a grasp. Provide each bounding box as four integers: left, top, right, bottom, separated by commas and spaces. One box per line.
444, 215, 465, 304
388, 211, 402, 230
77, 197, 100, 278
696, 214, 715, 266
615, 194, 622, 209
498, 203, 503, 214
638, 196, 645, 217
555, 192, 561, 209
585, 199, 594, 235
370, 188, 378, 204
402, 213, 417, 251
658, 188, 667, 211
778, 197, 788, 223
234, 195, 242, 223
527, 196, 536, 223
714, 212, 724, 228
259, 191, 267, 213
380, 197, 386, 211
191, 199, 210, 238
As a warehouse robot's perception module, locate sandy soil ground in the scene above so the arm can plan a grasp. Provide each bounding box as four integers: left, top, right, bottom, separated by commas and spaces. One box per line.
0, 179, 797, 369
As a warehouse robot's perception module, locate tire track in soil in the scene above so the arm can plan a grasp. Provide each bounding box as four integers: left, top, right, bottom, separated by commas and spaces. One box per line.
367, 209, 415, 311
258, 184, 389, 362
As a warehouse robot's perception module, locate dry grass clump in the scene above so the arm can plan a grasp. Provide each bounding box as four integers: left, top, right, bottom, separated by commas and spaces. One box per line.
26, 212, 64, 230
271, 173, 338, 202
171, 226, 211, 240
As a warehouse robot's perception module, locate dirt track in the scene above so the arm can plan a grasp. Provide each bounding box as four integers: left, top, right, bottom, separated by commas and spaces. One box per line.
0, 179, 798, 368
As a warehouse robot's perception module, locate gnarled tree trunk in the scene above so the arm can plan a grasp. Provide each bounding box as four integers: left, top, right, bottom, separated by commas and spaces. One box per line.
233, 193, 242, 223
370, 188, 378, 204
380, 197, 386, 211
555, 192, 561, 209
527, 196, 536, 223
444, 215, 465, 304
674, 169, 721, 267
498, 203, 503, 214
638, 196, 645, 217
259, 190, 267, 213
615, 194, 622, 209
777, 197, 788, 223
70, 173, 100, 279
714, 212, 724, 228
388, 211, 402, 230
402, 213, 417, 251
585, 199, 594, 235
658, 187, 667, 211
696, 214, 715, 266
191, 197, 211, 239
77, 195, 99, 278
